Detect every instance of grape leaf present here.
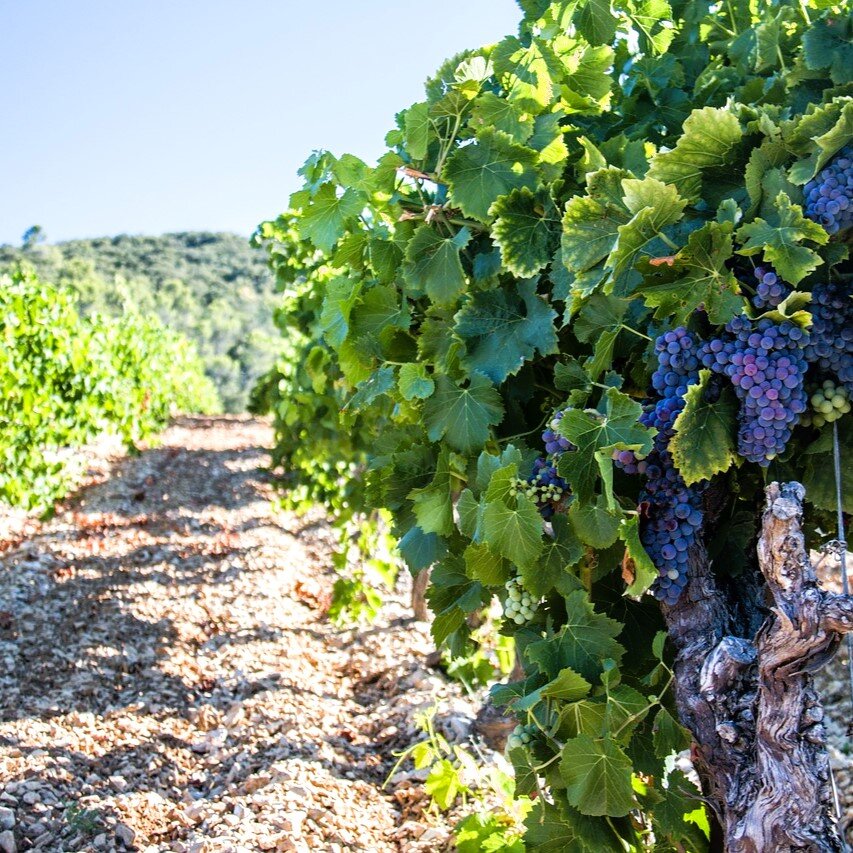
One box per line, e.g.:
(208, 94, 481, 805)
(653, 707, 691, 758)
(408, 447, 467, 536)
(802, 16, 853, 85)
(423, 373, 504, 454)
(573, 0, 617, 46)
(470, 91, 535, 143)
(463, 542, 510, 585)
(637, 221, 743, 325)
(619, 516, 657, 598)
(560, 734, 635, 817)
(526, 514, 585, 596)
(403, 225, 471, 305)
(344, 365, 395, 412)
(398, 526, 446, 572)
(297, 183, 365, 252)
(319, 275, 362, 349)
(569, 496, 622, 549)
(541, 667, 593, 701)
(626, 0, 675, 54)
(455, 279, 559, 383)
(651, 771, 709, 849)
(398, 363, 435, 401)
(736, 192, 828, 285)
(526, 589, 625, 681)
(492, 36, 560, 112)
(670, 370, 738, 485)
(573, 293, 630, 379)
(445, 128, 540, 222)
(561, 168, 631, 274)
(648, 106, 743, 203)
(404, 102, 432, 160)
(557, 388, 654, 503)
(483, 495, 544, 570)
(608, 177, 687, 296)
(491, 187, 560, 277)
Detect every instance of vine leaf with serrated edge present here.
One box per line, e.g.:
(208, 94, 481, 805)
(735, 191, 828, 285)
(557, 387, 655, 504)
(526, 589, 625, 682)
(560, 734, 636, 817)
(669, 370, 738, 486)
(423, 373, 504, 454)
(455, 278, 559, 383)
(444, 128, 540, 222)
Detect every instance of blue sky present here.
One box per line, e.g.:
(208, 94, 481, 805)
(0, 1, 522, 245)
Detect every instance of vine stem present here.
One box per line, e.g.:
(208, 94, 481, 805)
(832, 419, 853, 712)
(656, 232, 680, 252)
(620, 323, 653, 342)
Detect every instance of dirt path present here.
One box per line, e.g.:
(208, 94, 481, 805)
(0, 417, 478, 853)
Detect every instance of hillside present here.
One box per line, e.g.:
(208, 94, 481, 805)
(0, 232, 279, 412)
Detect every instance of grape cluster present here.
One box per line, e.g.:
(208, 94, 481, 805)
(701, 316, 808, 465)
(511, 457, 567, 519)
(803, 146, 853, 236)
(542, 409, 573, 456)
(503, 577, 539, 625)
(635, 329, 705, 605)
(803, 281, 853, 396)
(752, 265, 789, 310)
(612, 329, 705, 604)
(802, 379, 851, 428)
(507, 724, 536, 751)
(642, 471, 705, 605)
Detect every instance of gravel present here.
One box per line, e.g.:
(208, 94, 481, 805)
(0, 417, 485, 852)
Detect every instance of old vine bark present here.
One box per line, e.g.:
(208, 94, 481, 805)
(664, 482, 853, 852)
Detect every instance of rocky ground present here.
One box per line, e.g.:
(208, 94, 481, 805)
(0, 415, 850, 852)
(0, 417, 490, 853)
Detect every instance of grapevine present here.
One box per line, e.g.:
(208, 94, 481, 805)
(255, 1, 853, 847)
(0, 271, 218, 510)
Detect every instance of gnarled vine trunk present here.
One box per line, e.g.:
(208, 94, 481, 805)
(664, 482, 852, 852)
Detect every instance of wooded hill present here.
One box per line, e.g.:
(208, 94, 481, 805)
(0, 231, 279, 411)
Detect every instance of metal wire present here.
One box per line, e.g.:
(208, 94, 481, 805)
(832, 420, 853, 712)
(831, 417, 853, 853)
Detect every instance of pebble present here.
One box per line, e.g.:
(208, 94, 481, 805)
(115, 822, 136, 845)
(0, 810, 13, 831)
(0, 830, 14, 853)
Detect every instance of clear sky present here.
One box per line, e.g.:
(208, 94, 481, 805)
(0, 1, 522, 246)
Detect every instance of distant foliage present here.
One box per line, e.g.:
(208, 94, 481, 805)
(0, 232, 278, 411)
(0, 271, 219, 511)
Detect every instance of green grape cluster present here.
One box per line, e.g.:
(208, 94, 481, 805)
(506, 724, 537, 751)
(802, 379, 851, 428)
(508, 473, 566, 504)
(503, 577, 539, 625)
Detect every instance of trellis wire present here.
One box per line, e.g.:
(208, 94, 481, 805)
(832, 420, 853, 712)
(831, 419, 852, 853)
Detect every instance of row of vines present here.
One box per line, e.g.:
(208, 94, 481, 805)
(1, 271, 219, 512)
(252, 0, 853, 849)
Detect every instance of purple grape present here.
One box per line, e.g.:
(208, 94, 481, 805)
(751, 265, 789, 310)
(617, 328, 705, 605)
(517, 457, 567, 519)
(700, 313, 809, 466)
(803, 280, 853, 397)
(803, 146, 853, 236)
(542, 409, 573, 456)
